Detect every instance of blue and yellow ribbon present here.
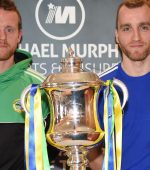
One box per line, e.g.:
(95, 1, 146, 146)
(102, 80, 123, 170)
(24, 84, 50, 170)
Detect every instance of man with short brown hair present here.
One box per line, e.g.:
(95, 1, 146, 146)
(89, 0, 150, 169)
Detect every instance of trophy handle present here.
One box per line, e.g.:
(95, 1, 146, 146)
(112, 79, 128, 109)
(20, 84, 32, 114)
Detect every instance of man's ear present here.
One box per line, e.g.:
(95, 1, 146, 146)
(18, 30, 22, 44)
(115, 29, 119, 44)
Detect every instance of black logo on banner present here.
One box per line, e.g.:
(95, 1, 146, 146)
(35, 0, 85, 40)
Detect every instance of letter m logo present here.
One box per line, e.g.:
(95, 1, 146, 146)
(46, 3, 76, 24)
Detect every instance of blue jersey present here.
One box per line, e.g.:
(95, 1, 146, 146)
(99, 63, 150, 170)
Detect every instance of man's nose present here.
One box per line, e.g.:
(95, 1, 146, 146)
(132, 29, 141, 41)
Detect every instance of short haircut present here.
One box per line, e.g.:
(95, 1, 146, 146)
(0, 0, 22, 30)
(116, 0, 150, 29)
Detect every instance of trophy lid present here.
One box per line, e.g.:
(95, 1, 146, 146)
(41, 48, 103, 88)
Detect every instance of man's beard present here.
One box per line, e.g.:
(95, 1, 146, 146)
(0, 48, 15, 61)
(119, 44, 150, 62)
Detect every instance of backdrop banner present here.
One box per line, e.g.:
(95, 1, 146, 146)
(15, 0, 122, 169)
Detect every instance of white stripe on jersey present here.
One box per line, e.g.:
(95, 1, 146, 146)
(99, 63, 119, 78)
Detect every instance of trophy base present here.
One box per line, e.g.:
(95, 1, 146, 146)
(46, 131, 103, 169)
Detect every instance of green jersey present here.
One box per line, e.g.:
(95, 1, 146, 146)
(0, 49, 53, 170)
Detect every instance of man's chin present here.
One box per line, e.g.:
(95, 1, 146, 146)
(128, 54, 148, 61)
(0, 53, 11, 61)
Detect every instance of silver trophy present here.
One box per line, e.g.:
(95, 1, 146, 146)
(21, 48, 128, 170)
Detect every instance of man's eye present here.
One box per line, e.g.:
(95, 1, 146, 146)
(122, 27, 131, 32)
(5, 27, 15, 33)
(140, 25, 150, 31)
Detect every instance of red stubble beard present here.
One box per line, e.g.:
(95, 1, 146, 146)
(119, 41, 150, 62)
